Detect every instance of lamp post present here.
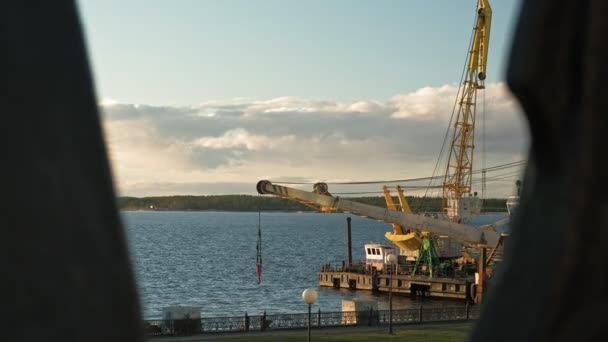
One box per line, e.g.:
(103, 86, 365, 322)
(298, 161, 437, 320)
(302, 288, 318, 342)
(385, 253, 398, 334)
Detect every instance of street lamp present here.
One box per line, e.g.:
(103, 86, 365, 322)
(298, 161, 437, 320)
(385, 253, 398, 334)
(302, 288, 318, 342)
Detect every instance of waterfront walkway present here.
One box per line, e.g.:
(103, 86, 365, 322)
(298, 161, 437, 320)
(149, 321, 473, 342)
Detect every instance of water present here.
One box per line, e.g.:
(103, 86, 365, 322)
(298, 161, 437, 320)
(123, 211, 508, 319)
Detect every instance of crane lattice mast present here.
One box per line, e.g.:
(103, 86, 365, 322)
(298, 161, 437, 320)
(442, 0, 492, 223)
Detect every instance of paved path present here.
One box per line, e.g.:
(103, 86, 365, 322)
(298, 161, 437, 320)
(149, 321, 473, 341)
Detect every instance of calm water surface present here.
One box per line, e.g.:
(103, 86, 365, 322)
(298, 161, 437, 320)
(123, 211, 508, 318)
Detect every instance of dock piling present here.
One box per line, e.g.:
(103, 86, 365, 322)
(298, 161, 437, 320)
(346, 217, 353, 267)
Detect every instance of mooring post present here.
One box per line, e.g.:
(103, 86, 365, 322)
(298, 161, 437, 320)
(244, 312, 249, 332)
(346, 217, 353, 268)
(418, 304, 423, 323)
(466, 302, 470, 320)
(368, 307, 373, 326)
(261, 310, 266, 332)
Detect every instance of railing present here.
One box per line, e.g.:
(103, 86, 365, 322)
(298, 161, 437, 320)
(144, 304, 479, 337)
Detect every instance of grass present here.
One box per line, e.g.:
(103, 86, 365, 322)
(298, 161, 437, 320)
(159, 323, 473, 342)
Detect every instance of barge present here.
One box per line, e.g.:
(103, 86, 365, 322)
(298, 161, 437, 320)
(319, 243, 474, 300)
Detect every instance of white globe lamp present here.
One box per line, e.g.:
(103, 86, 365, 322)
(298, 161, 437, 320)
(302, 288, 318, 342)
(302, 288, 318, 305)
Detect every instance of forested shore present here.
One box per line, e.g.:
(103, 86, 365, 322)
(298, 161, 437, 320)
(118, 195, 508, 212)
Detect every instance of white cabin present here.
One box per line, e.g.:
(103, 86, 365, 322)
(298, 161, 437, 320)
(364, 243, 397, 271)
(445, 194, 482, 224)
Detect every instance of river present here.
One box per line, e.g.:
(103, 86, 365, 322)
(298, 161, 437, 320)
(123, 211, 508, 318)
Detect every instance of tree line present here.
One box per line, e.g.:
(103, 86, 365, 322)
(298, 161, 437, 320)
(117, 195, 508, 212)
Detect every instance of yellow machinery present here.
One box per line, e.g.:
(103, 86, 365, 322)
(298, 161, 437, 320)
(383, 186, 422, 253)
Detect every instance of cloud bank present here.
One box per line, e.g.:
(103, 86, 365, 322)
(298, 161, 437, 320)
(100, 82, 529, 197)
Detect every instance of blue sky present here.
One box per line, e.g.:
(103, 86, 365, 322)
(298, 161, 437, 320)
(79, 0, 521, 106)
(78, 1, 528, 197)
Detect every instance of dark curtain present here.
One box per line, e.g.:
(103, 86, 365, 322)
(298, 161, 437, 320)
(471, 1, 608, 341)
(2, 1, 143, 341)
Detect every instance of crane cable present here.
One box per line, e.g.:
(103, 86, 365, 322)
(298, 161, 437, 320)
(256, 195, 263, 284)
(482, 80, 487, 199)
(331, 172, 523, 195)
(270, 160, 526, 186)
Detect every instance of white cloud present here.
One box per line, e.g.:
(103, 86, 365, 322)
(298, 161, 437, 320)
(100, 82, 529, 197)
(237, 97, 388, 117)
(194, 128, 295, 151)
(391, 84, 457, 119)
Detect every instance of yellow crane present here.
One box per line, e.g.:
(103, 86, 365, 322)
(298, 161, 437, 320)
(383, 0, 493, 257)
(256, 0, 500, 303)
(442, 0, 492, 223)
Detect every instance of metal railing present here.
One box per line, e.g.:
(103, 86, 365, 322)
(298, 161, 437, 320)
(144, 304, 479, 337)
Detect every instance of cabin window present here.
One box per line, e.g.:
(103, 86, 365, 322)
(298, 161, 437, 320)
(398, 280, 402, 287)
(371, 249, 376, 255)
(442, 283, 447, 291)
(455, 284, 461, 292)
(385, 278, 389, 286)
(376, 248, 381, 255)
(367, 248, 371, 255)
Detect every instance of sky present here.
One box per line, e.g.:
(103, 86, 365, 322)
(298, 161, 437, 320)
(77, 0, 529, 197)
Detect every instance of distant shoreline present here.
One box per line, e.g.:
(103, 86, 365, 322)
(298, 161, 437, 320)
(117, 194, 508, 213)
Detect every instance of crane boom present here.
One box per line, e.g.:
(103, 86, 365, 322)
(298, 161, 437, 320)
(471, 0, 492, 82)
(257, 180, 500, 247)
